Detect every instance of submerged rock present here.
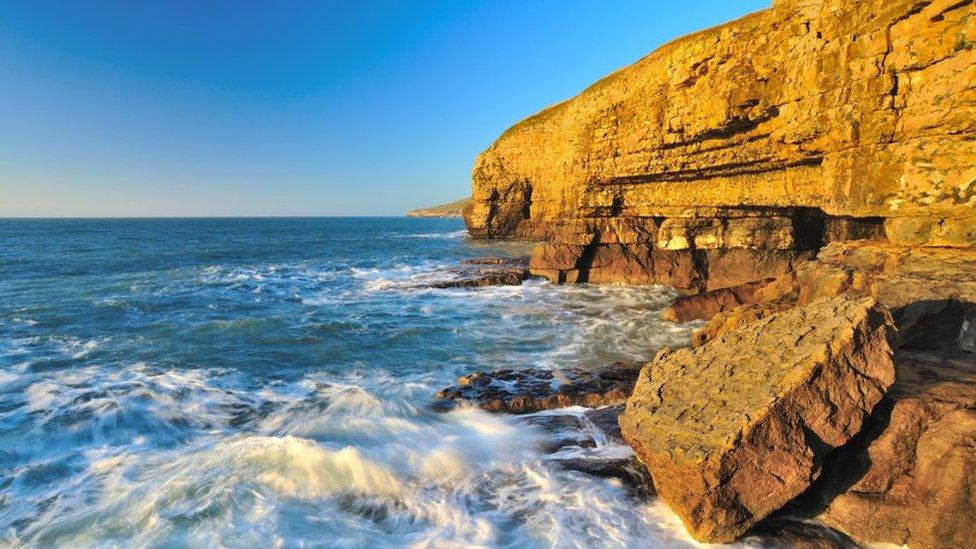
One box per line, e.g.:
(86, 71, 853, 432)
(619, 296, 898, 543)
(517, 405, 653, 494)
(435, 362, 642, 414)
(743, 518, 856, 549)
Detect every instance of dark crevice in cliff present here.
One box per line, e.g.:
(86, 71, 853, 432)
(658, 107, 780, 151)
(602, 155, 824, 185)
(572, 243, 599, 283)
(793, 212, 828, 250)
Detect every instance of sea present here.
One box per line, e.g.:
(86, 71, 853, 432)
(0, 217, 713, 547)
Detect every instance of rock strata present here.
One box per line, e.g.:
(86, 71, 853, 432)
(619, 296, 898, 542)
(435, 362, 642, 414)
(466, 0, 976, 288)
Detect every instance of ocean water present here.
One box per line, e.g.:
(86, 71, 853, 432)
(0, 217, 705, 547)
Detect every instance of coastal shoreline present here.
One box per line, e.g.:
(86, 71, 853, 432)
(451, 0, 976, 545)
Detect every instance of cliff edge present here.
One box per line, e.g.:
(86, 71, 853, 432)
(465, 0, 975, 287)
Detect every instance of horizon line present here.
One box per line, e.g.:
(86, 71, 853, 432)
(0, 214, 452, 220)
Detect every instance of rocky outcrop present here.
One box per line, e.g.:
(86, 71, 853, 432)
(619, 296, 898, 542)
(427, 267, 530, 288)
(691, 298, 795, 348)
(466, 0, 976, 287)
(795, 350, 976, 548)
(661, 278, 773, 322)
(684, 241, 976, 349)
(413, 258, 534, 289)
(435, 362, 642, 413)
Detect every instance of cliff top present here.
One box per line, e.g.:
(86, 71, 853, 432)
(406, 197, 471, 218)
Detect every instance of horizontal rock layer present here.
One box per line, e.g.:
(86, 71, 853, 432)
(466, 0, 976, 285)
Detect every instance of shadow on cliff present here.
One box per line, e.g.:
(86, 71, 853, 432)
(771, 298, 976, 521)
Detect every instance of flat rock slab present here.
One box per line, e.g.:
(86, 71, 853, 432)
(435, 362, 642, 414)
(425, 267, 532, 289)
(619, 296, 897, 543)
(460, 256, 530, 267)
(662, 278, 773, 323)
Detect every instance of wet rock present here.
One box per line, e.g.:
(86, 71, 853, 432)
(435, 362, 642, 414)
(511, 406, 652, 494)
(460, 256, 529, 267)
(583, 404, 625, 442)
(554, 455, 652, 496)
(619, 296, 898, 543)
(744, 518, 856, 549)
(427, 267, 531, 288)
(810, 350, 976, 549)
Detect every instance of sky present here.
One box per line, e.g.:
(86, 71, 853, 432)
(0, 0, 769, 217)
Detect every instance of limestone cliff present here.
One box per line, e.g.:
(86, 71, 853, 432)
(465, 0, 975, 287)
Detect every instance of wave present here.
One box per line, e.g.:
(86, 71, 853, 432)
(394, 229, 468, 239)
(0, 362, 707, 547)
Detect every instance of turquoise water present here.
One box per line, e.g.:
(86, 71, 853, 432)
(0, 217, 699, 547)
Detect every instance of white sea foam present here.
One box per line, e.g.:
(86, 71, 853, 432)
(396, 229, 469, 239)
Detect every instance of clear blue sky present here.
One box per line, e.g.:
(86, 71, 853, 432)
(0, 0, 768, 217)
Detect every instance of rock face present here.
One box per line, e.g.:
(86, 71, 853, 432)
(813, 350, 976, 548)
(466, 0, 976, 286)
(619, 296, 898, 542)
(686, 241, 976, 348)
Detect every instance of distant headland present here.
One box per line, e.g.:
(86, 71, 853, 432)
(406, 197, 471, 218)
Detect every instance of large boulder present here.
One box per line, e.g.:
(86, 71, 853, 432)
(619, 296, 898, 542)
(814, 350, 976, 548)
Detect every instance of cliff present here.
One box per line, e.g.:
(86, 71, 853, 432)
(407, 198, 472, 218)
(465, 0, 975, 288)
(455, 2, 976, 543)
